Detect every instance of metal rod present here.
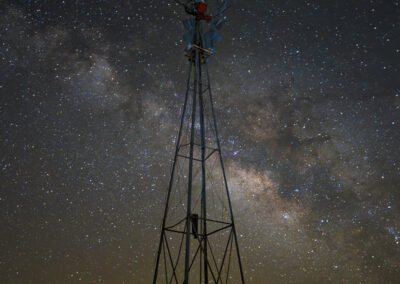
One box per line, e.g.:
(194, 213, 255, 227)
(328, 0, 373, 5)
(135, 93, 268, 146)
(205, 149, 217, 161)
(165, 217, 186, 230)
(168, 222, 187, 284)
(193, 229, 219, 283)
(153, 63, 193, 284)
(164, 234, 179, 284)
(197, 217, 232, 225)
(205, 62, 246, 283)
(177, 154, 202, 162)
(207, 224, 232, 237)
(165, 228, 203, 237)
(198, 23, 209, 284)
(206, 237, 220, 276)
(184, 18, 199, 284)
(163, 237, 168, 283)
(216, 230, 233, 283)
(225, 232, 234, 284)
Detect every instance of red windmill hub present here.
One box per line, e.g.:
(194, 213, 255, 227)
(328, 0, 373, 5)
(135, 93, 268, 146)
(196, 1, 212, 22)
(197, 2, 207, 13)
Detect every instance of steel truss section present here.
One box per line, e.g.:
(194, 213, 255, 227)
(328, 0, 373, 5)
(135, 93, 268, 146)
(153, 11, 245, 284)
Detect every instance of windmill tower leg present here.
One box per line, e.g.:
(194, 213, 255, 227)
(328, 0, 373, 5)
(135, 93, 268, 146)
(204, 63, 246, 283)
(183, 40, 198, 284)
(153, 63, 193, 284)
(198, 38, 209, 284)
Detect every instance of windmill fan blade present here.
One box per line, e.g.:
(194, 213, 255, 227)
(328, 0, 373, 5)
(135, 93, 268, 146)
(203, 29, 222, 54)
(183, 18, 196, 50)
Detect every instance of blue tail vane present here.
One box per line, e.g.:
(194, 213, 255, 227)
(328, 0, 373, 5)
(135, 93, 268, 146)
(202, 18, 224, 55)
(183, 18, 196, 51)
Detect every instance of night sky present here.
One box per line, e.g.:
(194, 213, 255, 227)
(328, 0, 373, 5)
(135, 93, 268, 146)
(1, 0, 400, 283)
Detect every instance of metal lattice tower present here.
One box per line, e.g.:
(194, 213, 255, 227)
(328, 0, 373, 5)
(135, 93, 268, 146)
(153, 1, 245, 283)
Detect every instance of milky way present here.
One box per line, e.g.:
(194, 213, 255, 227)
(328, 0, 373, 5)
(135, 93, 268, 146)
(1, 1, 399, 283)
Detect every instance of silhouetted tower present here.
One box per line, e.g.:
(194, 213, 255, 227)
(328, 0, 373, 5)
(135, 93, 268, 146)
(153, 1, 245, 283)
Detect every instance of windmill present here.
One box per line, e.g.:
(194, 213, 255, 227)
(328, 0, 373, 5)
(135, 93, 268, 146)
(153, 1, 245, 283)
